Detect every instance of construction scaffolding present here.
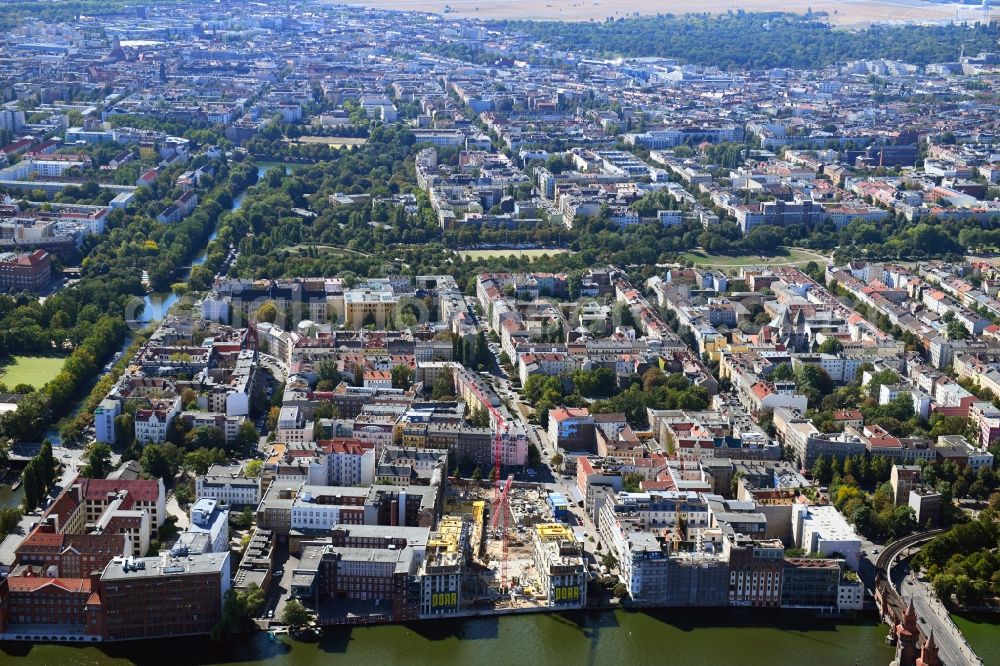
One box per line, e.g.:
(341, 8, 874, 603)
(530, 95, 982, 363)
(461, 482, 586, 609)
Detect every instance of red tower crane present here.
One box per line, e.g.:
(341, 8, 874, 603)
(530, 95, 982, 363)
(465, 380, 513, 589)
(489, 473, 515, 589)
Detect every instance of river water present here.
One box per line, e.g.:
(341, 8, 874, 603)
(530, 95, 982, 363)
(0, 609, 893, 665)
(137, 162, 287, 323)
(951, 612, 1000, 665)
(0, 483, 23, 511)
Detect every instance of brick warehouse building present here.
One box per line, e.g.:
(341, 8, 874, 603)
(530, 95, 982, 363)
(14, 530, 128, 579)
(98, 552, 231, 640)
(0, 574, 104, 639)
(0, 249, 51, 292)
(0, 552, 230, 642)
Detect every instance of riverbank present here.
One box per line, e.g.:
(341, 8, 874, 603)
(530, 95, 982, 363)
(0, 609, 893, 666)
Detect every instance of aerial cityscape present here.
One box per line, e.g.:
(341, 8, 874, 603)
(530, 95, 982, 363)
(0, 1, 999, 664)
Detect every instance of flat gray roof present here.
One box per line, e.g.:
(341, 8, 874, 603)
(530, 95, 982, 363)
(101, 553, 229, 580)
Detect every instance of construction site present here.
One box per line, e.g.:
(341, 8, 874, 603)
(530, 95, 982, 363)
(434, 378, 588, 613)
(445, 479, 588, 613)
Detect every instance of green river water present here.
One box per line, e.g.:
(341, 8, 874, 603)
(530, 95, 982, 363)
(951, 612, 1000, 665)
(0, 609, 893, 666)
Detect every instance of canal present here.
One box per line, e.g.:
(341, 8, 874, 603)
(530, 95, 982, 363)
(36, 160, 288, 446)
(0, 609, 893, 665)
(137, 161, 286, 324)
(0, 482, 23, 511)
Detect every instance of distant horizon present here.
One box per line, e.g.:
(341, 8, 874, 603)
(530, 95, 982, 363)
(324, 0, 975, 27)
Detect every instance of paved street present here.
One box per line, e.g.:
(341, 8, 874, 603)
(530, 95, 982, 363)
(900, 572, 982, 666)
(855, 540, 883, 590)
(11, 440, 87, 480)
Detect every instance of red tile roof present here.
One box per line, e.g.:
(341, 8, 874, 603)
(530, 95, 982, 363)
(318, 438, 371, 455)
(20, 531, 64, 548)
(549, 406, 590, 422)
(6, 575, 93, 594)
(77, 476, 161, 503)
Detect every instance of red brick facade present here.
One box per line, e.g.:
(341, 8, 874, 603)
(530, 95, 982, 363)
(99, 571, 223, 640)
(15, 530, 126, 579)
(0, 249, 51, 292)
(0, 573, 104, 636)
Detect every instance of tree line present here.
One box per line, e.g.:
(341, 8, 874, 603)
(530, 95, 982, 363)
(492, 13, 1000, 70)
(0, 315, 125, 443)
(914, 507, 1000, 605)
(21, 440, 57, 512)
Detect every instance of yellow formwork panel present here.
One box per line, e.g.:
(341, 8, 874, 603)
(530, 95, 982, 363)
(534, 523, 575, 541)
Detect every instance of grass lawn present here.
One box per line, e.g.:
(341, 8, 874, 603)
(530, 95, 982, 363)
(457, 248, 572, 260)
(285, 136, 367, 148)
(0, 355, 65, 389)
(287, 244, 369, 257)
(680, 246, 828, 268)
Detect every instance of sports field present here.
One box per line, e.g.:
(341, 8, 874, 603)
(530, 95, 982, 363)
(0, 356, 65, 390)
(680, 247, 828, 268)
(286, 136, 367, 148)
